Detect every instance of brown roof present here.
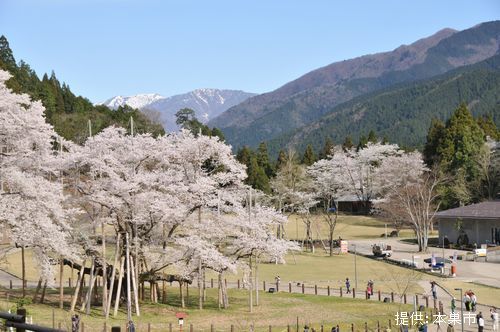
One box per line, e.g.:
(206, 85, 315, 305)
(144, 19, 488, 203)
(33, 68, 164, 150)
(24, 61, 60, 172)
(436, 201, 500, 219)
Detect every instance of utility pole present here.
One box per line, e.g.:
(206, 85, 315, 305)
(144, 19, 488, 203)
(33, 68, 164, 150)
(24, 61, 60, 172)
(126, 233, 132, 321)
(354, 244, 358, 290)
(454, 288, 464, 332)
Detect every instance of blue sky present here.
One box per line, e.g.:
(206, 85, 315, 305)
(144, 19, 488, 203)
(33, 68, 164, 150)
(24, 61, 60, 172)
(1, 0, 499, 103)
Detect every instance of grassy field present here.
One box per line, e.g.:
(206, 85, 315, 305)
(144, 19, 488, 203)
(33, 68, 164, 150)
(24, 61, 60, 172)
(0, 287, 415, 332)
(284, 214, 425, 241)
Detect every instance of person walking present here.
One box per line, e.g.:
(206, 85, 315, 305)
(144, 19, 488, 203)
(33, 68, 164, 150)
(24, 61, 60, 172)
(477, 312, 485, 332)
(471, 292, 478, 312)
(368, 280, 374, 295)
(491, 308, 499, 331)
(431, 281, 437, 300)
(71, 314, 80, 332)
(345, 278, 351, 294)
(127, 320, 136, 332)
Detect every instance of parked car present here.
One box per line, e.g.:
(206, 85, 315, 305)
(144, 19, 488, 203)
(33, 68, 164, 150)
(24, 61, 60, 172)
(372, 243, 392, 257)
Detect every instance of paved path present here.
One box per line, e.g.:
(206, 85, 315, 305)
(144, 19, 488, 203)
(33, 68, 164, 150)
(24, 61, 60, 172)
(349, 238, 500, 288)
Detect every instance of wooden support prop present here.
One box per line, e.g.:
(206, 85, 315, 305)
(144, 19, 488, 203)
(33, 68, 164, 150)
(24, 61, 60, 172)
(289, 283, 292, 293)
(353, 288, 356, 298)
(340, 287, 343, 297)
(70, 259, 87, 312)
(130, 257, 140, 316)
(59, 256, 64, 309)
(327, 285, 330, 296)
(106, 234, 121, 318)
(302, 283, 305, 294)
(315, 284, 318, 295)
(391, 292, 394, 302)
(113, 257, 125, 317)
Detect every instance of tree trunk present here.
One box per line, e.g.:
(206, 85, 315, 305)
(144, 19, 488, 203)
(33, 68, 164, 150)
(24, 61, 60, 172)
(33, 278, 42, 303)
(180, 281, 185, 308)
(40, 279, 47, 303)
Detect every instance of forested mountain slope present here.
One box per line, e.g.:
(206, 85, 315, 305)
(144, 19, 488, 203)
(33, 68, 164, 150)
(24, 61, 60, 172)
(0, 36, 164, 143)
(266, 54, 500, 156)
(210, 21, 500, 150)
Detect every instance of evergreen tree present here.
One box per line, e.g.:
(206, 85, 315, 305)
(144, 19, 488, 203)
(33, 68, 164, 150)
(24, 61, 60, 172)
(319, 137, 334, 159)
(342, 136, 354, 151)
(423, 118, 446, 167)
(367, 130, 378, 143)
(175, 108, 196, 126)
(211, 127, 225, 141)
(236, 146, 253, 166)
(257, 142, 274, 177)
(438, 103, 485, 180)
(302, 144, 317, 166)
(477, 115, 499, 140)
(0, 35, 16, 71)
(356, 135, 368, 151)
(246, 156, 271, 193)
(276, 149, 287, 171)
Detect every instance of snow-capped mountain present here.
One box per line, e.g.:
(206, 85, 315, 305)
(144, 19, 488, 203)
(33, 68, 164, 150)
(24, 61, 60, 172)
(102, 89, 255, 132)
(102, 93, 164, 110)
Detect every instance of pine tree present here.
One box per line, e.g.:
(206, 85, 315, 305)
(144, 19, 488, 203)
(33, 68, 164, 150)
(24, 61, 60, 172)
(477, 115, 499, 140)
(342, 136, 354, 151)
(438, 103, 485, 179)
(302, 144, 317, 166)
(357, 135, 368, 151)
(367, 130, 378, 143)
(236, 146, 253, 166)
(246, 156, 271, 193)
(423, 118, 446, 167)
(257, 142, 274, 177)
(0, 35, 16, 71)
(276, 149, 287, 171)
(319, 137, 334, 160)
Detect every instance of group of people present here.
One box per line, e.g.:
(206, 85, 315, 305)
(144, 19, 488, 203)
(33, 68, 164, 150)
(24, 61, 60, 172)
(303, 325, 340, 332)
(344, 277, 374, 297)
(464, 290, 478, 312)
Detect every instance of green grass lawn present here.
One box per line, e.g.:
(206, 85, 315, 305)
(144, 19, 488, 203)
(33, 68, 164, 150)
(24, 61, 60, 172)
(284, 214, 424, 241)
(0, 287, 415, 332)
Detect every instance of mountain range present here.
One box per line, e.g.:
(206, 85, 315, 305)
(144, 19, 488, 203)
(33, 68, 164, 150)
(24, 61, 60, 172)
(102, 89, 256, 132)
(209, 20, 500, 152)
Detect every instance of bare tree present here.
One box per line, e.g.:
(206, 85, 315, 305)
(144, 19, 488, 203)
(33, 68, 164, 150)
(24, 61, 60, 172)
(380, 171, 442, 252)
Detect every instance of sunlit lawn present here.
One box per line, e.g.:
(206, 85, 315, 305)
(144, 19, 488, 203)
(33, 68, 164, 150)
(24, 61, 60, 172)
(0, 287, 414, 332)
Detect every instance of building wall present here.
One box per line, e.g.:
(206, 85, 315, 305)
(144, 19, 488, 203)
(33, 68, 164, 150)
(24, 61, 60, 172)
(438, 218, 500, 246)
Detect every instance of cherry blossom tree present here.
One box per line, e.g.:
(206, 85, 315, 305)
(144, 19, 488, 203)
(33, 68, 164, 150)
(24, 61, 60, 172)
(0, 70, 77, 288)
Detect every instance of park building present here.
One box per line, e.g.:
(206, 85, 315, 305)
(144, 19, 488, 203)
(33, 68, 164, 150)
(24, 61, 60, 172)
(436, 201, 500, 248)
